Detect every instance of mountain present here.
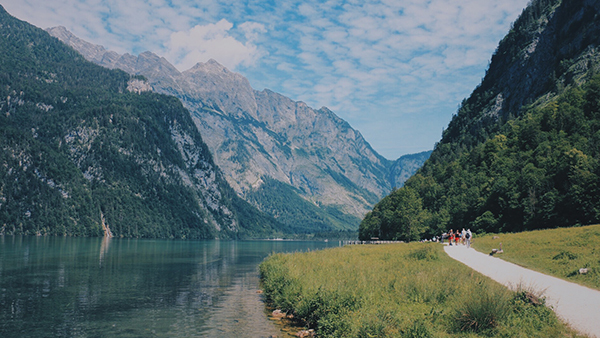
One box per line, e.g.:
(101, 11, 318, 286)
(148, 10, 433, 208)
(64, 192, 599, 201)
(387, 150, 433, 189)
(360, 0, 600, 241)
(441, 0, 600, 147)
(47, 26, 431, 232)
(0, 6, 281, 239)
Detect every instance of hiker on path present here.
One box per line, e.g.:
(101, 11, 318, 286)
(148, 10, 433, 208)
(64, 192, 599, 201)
(465, 229, 472, 248)
(461, 228, 466, 245)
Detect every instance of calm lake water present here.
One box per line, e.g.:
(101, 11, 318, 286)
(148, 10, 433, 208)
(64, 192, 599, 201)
(0, 236, 339, 337)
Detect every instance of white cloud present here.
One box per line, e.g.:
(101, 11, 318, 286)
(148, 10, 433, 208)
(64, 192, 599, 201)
(163, 19, 266, 71)
(239, 22, 267, 41)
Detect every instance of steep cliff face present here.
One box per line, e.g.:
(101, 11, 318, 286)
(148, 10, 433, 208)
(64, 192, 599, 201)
(48, 26, 426, 230)
(388, 151, 433, 189)
(0, 7, 279, 238)
(442, 0, 600, 146)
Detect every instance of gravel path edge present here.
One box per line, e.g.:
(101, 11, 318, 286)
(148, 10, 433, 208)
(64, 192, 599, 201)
(444, 244, 600, 337)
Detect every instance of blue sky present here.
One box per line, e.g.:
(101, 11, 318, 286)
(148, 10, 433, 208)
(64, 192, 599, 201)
(3, 0, 530, 159)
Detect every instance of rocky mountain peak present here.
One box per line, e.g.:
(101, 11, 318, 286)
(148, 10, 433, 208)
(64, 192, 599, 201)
(46, 26, 107, 63)
(134, 51, 181, 79)
(182, 59, 258, 120)
(189, 58, 229, 74)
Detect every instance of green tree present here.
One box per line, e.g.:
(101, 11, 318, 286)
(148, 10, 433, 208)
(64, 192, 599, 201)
(359, 187, 427, 241)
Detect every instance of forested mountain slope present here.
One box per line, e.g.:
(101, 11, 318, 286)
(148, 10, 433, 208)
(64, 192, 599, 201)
(47, 26, 431, 232)
(360, 0, 600, 241)
(0, 6, 281, 239)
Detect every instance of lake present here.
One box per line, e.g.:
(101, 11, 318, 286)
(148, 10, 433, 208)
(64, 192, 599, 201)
(0, 236, 339, 337)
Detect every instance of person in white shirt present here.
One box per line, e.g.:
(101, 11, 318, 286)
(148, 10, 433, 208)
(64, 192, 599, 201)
(465, 229, 472, 248)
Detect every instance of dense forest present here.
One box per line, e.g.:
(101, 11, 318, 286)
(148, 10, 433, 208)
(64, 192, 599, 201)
(246, 177, 362, 233)
(0, 6, 282, 239)
(360, 0, 600, 241)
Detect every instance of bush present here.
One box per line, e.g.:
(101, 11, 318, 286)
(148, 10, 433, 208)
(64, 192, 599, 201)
(295, 288, 360, 337)
(452, 284, 510, 333)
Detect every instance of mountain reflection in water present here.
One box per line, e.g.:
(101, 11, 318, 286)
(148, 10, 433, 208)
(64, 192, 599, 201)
(0, 236, 338, 337)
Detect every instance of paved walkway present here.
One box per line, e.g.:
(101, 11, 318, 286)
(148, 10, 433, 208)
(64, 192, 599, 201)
(444, 244, 600, 337)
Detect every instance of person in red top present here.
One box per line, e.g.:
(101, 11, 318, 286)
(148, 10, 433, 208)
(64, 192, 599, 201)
(449, 230, 455, 246)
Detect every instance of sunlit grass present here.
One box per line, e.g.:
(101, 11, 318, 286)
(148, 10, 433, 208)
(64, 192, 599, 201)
(260, 243, 586, 338)
(471, 224, 600, 290)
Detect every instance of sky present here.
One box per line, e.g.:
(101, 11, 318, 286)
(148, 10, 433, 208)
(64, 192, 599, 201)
(2, 0, 531, 160)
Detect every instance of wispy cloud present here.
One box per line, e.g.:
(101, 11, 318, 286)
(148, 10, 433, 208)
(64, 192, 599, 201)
(2, 0, 530, 159)
(164, 19, 266, 70)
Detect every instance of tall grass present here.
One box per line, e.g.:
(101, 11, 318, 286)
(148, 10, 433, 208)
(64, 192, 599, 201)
(452, 283, 510, 333)
(260, 243, 586, 338)
(471, 224, 600, 290)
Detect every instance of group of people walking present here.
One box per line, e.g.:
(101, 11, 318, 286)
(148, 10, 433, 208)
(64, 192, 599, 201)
(446, 228, 472, 248)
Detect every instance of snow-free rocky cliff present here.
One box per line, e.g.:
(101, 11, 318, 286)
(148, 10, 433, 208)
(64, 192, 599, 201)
(48, 26, 430, 230)
(0, 6, 287, 239)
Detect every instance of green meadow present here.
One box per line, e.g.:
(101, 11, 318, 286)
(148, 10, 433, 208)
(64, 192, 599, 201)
(471, 224, 600, 290)
(260, 243, 586, 338)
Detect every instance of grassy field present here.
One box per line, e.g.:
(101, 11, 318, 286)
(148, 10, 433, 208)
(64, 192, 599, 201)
(260, 243, 586, 338)
(471, 224, 600, 291)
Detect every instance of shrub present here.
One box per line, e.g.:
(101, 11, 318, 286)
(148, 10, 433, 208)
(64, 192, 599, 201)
(452, 284, 510, 333)
(295, 288, 360, 337)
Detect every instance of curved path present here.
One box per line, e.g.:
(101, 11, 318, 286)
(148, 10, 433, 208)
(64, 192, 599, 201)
(444, 245, 600, 337)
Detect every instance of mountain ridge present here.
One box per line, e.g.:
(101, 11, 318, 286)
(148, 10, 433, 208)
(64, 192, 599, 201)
(47, 25, 430, 231)
(0, 6, 281, 239)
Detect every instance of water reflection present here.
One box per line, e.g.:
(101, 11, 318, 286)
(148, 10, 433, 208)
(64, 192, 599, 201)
(0, 236, 337, 337)
(99, 236, 111, 268)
